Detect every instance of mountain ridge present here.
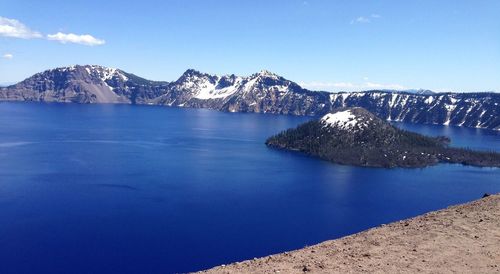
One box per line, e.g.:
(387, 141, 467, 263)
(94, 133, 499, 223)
(1, 65, 499, 131)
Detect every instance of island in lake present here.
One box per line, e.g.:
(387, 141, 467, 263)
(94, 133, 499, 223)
(266, 107, 500, 168)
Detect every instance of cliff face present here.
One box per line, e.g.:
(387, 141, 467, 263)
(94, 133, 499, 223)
(1, 65, 498, 131)
(331, 91, 499, 131)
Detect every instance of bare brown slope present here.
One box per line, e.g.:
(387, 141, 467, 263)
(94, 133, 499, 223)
(198, 194, 500, 274)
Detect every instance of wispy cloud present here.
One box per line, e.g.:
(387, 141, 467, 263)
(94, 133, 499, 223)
(0, 16, 42, 39)
(0, 16, 105, 46)
(350, 14, 382, 24)
(299, 81, 407, 92)
(47, 32, 105, 46)
(2, 53, 13, 59)
(352, 16, 370, 24)
(364, 82, 406, 90)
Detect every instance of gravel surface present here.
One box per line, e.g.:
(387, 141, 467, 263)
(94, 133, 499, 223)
(198, 194, 500, 273)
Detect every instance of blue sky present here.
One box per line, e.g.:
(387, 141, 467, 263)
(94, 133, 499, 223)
(1, 0, 499, 92)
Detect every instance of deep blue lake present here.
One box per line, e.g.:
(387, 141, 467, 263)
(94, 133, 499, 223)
(0, 102, 499, 273)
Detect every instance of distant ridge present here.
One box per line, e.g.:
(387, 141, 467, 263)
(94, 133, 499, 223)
(0, 65, 498, 131)
(0, 82, 15, 87)
(392, 89, 435, 95)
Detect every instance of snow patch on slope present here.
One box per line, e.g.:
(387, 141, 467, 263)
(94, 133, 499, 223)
(321, 110, 365, 130)
(194, 77, 243, 99)
(96, 66, 128, 82)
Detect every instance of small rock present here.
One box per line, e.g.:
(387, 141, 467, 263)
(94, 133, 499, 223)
(482, 193, 491, 198)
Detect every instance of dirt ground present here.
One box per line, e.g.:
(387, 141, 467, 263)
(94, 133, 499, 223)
(198, 194, 500, 273)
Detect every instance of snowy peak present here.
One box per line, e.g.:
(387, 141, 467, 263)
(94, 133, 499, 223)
(248, 69, 282, 82)
(180, 69, 206, 78)
(242, 69, 300, 94)
(176, 69, 216, 85)
(173, 69, 219, 98)
(171, 69, 296, 100)
(257, 69, 279, 78)
(321, 108, 377, 131)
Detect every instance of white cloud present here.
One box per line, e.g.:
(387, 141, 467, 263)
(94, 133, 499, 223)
(2, 53, 13, 59)
(0, 16, 105, 46)
(47, 32, 105, 46)
(0, 16, 42, 39)
(299, 81, 407, 92)
(350, 14, 382, 24)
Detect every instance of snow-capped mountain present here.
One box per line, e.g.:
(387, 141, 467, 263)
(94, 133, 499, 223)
(1, 65, 498, 131)
(152, 69, 330, 116)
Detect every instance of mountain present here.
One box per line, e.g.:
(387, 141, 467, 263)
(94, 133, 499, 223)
(1, 65, 498, 131)
(329, 91, 499, 130)
(155, 69, 332, 115)
(0, 65, 169, 104)
(265, 107, 500, 168)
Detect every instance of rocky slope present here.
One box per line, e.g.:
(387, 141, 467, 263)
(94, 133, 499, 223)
(266, 107, 500, 168)
(198, 194, 500, 274)
(1, 65, 498, 130)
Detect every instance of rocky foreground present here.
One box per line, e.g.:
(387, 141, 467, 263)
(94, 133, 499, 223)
(198, 194, 500, 273)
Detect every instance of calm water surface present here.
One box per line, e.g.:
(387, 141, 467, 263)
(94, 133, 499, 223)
(0, 103, 499, 273)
